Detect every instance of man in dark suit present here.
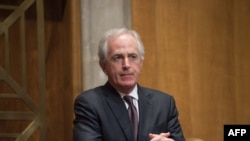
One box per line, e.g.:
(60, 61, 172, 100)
(73, 28, 185, 141)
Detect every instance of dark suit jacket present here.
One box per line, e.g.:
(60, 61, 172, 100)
(73, 82, 185, 141)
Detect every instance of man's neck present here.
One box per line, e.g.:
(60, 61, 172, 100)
(110, 83, 137, 94)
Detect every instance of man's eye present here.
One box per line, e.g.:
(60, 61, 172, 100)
(129, 54, 138, 60)
(112, 56, 122, 61)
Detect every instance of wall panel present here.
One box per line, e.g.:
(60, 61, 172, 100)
(132, 0, 157, 88)
(0, 0, 46, 140)
(234, 0, 250, 123)
(132, 0, 250, 140)
(0, 0, 82, 140)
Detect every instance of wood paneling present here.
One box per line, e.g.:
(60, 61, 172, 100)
(132, 0, 250, 140)
(132, 0, 157, 88)
(44, 0, 82, 141)
(0, 1, 45, 140)
(0, 0, 82, 140)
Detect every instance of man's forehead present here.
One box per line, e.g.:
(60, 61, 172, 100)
(109, 49, 139, 55)
(109, 46, 139, 53)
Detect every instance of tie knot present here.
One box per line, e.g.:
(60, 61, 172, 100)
(123, 96, 133, 105)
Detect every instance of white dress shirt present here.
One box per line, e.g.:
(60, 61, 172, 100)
(118, 85, 139, 118)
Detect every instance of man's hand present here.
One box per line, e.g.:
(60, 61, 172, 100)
(149, 132, 174, 141)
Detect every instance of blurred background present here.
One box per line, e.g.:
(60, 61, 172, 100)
(0, 0, 249, 141)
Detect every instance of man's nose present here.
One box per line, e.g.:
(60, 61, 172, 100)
(122, 57, 131, 68)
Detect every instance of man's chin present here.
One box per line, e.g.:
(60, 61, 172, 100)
(119, 82, 136, 88)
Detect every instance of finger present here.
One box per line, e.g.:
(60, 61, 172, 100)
(160, 132, 170, 137)
(148, 133, 157, 139)
(150, 136, 163, 141)
(149, 132, 172, 141)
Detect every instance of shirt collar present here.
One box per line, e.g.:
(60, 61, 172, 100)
(118, 85, 138, 100)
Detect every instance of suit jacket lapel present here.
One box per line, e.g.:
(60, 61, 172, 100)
(102, 83, 134, 141)
(137, 86, 153, 140)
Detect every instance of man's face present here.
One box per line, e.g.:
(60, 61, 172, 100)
(100, 33, 143, 93)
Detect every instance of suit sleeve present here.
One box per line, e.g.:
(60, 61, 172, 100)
(167, 96, 185, 141)
(73, 95, 102, 141)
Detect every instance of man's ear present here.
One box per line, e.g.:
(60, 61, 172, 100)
(139, 59, 143, 68)
(99, 61, 107, 75)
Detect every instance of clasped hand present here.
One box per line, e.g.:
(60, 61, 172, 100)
(149, 132, 174, 141)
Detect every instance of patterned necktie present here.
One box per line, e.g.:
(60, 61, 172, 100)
(124, 96, 139, 141)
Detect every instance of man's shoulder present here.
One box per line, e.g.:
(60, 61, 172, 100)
(139, 86, 173, 98)
(75, 86, 104, 100)
(139, 86, 177, 108)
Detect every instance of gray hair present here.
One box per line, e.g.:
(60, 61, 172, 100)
(98, 28, 145, 62)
